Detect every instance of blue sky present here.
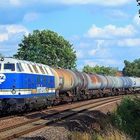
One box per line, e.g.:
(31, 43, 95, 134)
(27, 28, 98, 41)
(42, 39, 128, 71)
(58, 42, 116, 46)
(0, 0, 140, 70)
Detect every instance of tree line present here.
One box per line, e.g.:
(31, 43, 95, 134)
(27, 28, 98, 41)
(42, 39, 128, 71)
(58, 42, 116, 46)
(82, 65, 118, 76)
(0, 29, 139, 77)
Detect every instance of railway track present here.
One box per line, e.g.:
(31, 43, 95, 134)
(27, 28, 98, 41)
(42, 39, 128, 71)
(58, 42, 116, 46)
(0, 95, 119, 121)
(0, 115, 17, 122)
(0, 93, 139, 122)
(0, 96, 122, 140)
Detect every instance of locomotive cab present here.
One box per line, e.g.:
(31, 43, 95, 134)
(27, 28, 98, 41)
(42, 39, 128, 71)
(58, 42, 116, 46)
(0, 58, 24, 97)
(0, 57, 55, 97)
(0, 57, 56, 113)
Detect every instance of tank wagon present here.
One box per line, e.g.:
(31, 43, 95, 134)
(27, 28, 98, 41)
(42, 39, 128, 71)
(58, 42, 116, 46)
(0, 57, 140, 114)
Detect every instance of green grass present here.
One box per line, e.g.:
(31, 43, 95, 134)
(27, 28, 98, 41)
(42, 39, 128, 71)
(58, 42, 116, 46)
(69, 130, 130, 140)
(69, 95, 140, 140)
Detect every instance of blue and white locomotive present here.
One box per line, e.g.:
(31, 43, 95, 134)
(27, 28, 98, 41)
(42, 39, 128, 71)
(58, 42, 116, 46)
(0, 58, 56, 112)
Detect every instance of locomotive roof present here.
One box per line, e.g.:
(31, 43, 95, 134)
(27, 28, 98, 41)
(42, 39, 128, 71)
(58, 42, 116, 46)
(0, 57, 50, 68)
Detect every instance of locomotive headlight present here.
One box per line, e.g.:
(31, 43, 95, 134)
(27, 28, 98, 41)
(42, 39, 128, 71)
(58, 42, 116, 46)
(11, 89, 16, 94)
(11, 86, 16, 94)
(0, 57, 4, 61)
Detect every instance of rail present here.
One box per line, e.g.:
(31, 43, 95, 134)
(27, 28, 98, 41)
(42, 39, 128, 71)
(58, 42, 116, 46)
(0, 96, 122, 140)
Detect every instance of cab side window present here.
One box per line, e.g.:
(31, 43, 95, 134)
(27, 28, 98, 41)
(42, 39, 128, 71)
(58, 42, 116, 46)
(0, 64, 1, 71)
(4, 63, 15, 71)
(17, 63, 24, 72)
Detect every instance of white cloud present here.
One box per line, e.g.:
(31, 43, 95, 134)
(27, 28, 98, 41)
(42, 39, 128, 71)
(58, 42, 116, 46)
(76, 51, 84, 58)
(88, 40, 104, 55)
(84, 60, 98, 67)
(118, 38, 140, 47)
(23, 12, 39, 22)
(107, 10, 129, 19)
(0, 0, 132, 7)
(89, 49, 97, 56)
(75, 42, 96, 50)
(49, 0, 132, 6)
(0, 25, 29, 42)
(133, 14, 140, 26)
(85, 13, 140, 48)
(87, 24, 136, 39)
(0, 33, 8, 42)
(98, 59, 122, 67)
(0, 24, 29, 56)
(5, 25, 29, 35)
(83, 58, 121, 67)
(70, 35, 81, 42)
(76, 13, 140, 69)
(9, 0, 20, 6)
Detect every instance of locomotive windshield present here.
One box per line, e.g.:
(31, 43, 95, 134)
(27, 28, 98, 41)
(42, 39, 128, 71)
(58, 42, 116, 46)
(4, 63, 15, 71)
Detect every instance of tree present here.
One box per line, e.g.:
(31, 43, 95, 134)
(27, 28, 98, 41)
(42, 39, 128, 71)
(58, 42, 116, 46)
(137, 0, 140, 6)
(82, 65, 118, 76)
(14, 30, 77, 69)
(123, 59, 140, 77)
(136, 0, 140, 17)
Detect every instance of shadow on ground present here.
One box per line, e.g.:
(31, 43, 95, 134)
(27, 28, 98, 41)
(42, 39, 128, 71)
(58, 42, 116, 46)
(19, 110, 114, 140)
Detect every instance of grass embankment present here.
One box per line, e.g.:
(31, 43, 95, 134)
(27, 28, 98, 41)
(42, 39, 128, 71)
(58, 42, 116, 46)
(69, 95, 140, 140)
(111, 95, 140, 140)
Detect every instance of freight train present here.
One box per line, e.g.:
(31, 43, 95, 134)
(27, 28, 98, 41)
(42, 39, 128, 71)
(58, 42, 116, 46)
(0, 57, 140, 114)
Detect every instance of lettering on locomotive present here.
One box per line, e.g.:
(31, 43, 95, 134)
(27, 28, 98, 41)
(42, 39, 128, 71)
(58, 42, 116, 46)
(0, 74, 6, 84)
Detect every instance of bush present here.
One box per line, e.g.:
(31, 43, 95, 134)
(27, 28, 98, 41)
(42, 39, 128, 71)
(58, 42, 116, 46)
(111, 96, 140, 139)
